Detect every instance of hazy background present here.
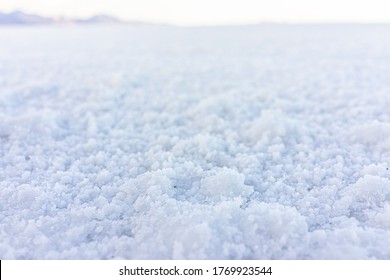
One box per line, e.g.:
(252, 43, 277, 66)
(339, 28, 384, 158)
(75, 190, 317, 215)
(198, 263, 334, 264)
(1, 0, 390, 26)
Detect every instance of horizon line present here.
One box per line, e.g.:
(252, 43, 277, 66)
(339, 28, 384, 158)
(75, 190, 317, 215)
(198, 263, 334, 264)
(2, 9, 390, 27)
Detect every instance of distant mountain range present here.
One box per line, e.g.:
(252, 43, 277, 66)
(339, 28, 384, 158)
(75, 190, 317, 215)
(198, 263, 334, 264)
(0, 11, 128, 25)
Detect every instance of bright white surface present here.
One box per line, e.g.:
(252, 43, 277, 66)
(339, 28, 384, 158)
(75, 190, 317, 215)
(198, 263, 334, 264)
(1, 0, 390, 25)
(1, 25, 390, 259)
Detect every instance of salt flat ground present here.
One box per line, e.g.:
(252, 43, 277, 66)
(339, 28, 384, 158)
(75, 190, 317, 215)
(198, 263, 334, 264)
(1, 24, 390, 259)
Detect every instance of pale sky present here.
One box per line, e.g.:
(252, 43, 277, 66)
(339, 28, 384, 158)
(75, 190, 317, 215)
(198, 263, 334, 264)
(1, 0, 390, 25)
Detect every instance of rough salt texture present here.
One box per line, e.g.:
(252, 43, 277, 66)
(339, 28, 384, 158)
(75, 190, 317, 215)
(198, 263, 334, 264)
(1, 24, 390, 259)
